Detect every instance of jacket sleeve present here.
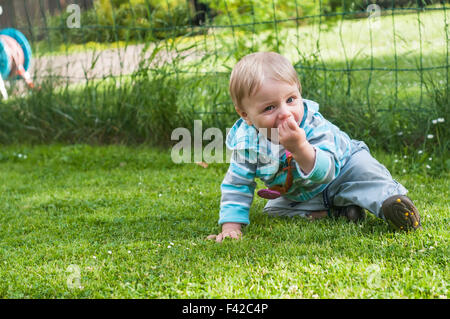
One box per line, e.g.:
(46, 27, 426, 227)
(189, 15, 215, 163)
(218, 149, 257, 225)
(294, 112, 351, 185)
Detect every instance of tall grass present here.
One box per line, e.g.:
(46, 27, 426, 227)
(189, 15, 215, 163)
(0, 52, 447, 161)
(0, 41, 196, 146)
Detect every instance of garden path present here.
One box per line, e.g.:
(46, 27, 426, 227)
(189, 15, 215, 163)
(9, 42, 203, 94)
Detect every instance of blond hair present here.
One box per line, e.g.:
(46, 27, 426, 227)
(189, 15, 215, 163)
(229, 52, 301, 110)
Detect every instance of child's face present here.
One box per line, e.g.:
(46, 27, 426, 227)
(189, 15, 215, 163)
(237, 78, 303, 142)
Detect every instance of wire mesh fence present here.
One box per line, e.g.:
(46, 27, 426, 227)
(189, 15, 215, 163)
(0, 0, 448, 154)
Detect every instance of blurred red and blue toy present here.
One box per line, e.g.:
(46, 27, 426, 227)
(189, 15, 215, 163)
(0, 28, 34, 99)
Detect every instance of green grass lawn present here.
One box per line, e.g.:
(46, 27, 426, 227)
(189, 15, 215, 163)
(0, 144, 448, 298)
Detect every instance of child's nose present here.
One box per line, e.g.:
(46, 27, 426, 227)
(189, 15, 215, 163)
(278, 104, 291, 120)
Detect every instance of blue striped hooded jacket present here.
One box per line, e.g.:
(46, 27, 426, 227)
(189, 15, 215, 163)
(219, 99, 354, 225)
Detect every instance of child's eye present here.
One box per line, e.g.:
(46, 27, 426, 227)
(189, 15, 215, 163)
(264, 105, 275, 112)
(287, 97, 295, 103)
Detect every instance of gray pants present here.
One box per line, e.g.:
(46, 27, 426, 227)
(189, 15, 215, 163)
(263, 141, 407, 220)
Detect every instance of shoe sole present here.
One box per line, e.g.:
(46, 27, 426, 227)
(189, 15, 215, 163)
(382, 195, 422, 231)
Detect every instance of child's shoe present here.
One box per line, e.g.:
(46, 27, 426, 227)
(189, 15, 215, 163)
(381, 195, 422, 231)
(331, 205, 366, 223)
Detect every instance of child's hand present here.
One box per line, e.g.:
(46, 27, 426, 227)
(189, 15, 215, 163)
(278, 116, 316, 174)
(206, 222, 242, 243)
(278, 116, 308, 154)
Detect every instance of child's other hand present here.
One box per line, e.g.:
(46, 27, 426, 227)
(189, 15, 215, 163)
(206, 222, 243, 243)
(278, 116, 307, 153)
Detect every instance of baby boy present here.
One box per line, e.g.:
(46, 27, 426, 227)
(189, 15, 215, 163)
(208, 52, 421, 242)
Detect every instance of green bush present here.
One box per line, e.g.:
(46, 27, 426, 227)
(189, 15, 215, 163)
(201, 0, 325, 29)
(44, 0, 197, 44)
(94, 0, 194, 40)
